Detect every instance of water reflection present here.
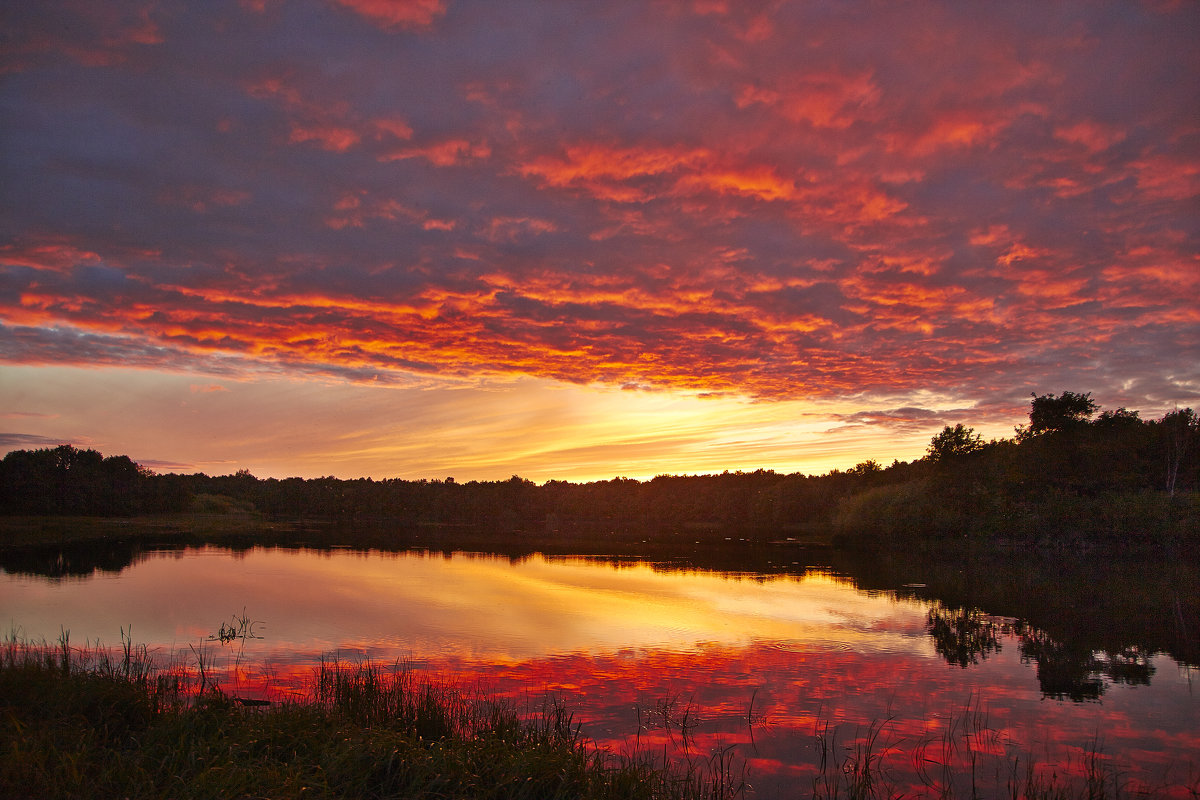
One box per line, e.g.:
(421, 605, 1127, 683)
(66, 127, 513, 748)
(0, 538, 149, 580)
(3, 537, 1196, 673)
(924, 604, 1159, 702)
(3, 543, 1198, 797)
(926, 605, 1007, 668)
(2, 545, 930, 662)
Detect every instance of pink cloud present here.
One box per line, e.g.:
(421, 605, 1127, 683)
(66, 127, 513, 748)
(289, 124, 362, 152)
(330, 0, 447, 30)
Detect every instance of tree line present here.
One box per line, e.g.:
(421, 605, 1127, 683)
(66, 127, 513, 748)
(2, 392, 1197, 551)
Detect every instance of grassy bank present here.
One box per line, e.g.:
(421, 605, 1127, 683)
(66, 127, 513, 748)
(0, 511, 288, 549)
(4, 634, 1193, 800)
(0, 511, 838, 560)
(0, 636, 743, 800)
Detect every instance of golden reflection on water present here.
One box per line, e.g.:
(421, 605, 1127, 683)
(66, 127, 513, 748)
(3, 547, 931, 662)
(4, 546, 1198, 798)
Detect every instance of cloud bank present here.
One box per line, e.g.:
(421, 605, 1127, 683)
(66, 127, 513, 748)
(2, 0, 1197, 461)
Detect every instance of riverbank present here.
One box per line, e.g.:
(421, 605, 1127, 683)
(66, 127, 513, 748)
(0, 512, 288, 549)
(0, 636, 741, 800)
(0, 511, 839, 554)
(4, 632, 1187, 800)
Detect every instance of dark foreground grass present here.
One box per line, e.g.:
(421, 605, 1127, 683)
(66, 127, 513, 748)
(0, 512, 279, 549)
(0, 636, 744, 800)
(3, 635, 1194, 800)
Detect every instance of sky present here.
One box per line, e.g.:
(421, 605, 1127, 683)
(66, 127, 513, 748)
(1, 0, 1197, 482)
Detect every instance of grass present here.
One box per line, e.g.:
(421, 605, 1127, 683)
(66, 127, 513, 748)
(0, 512, 282, 549)
(798, 700, 1200, 800)
(0, 633, 744, 800)
(2, 633, 1195, 800)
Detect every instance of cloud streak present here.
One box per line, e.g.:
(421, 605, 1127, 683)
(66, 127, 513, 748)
(1, 0, 1197, 476)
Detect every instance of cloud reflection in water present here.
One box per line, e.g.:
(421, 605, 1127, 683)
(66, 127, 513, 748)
(3, 546, 1197, 797)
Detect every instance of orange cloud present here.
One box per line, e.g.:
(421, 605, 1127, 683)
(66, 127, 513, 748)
(1, 241, 104, 273)
(674, 166, 796, 201)
(323, 192, 455, 231)
(480, 216, 558, 242)
(518, 143, 710, 201)
(736, 71, 880, 129)
(4, 4, 164, 70)
(371, 117, 414, 141)
(888, 109, 1013, 157)
(1130, 153, 1200, 202)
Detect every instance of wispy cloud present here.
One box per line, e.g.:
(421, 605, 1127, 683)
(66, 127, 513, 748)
(0, 432, 71, 450)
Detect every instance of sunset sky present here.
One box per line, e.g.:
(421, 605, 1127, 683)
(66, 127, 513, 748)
(2, 0, 1197, 482)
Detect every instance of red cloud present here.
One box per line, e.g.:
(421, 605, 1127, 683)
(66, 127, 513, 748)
(330, 0, 446, 30)
(289, 124, 361, 152)
(518, 144, 711, 202)
(735, 71, 880, 129)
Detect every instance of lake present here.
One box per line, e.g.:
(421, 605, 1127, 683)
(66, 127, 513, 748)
(2, 540, 1197, 797)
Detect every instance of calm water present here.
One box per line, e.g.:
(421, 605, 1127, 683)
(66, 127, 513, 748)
(3, 543, 1197, 797)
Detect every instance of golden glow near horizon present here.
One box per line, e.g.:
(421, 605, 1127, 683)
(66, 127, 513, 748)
(1, 549, 930, 663)
(0, 364, 1018, 481)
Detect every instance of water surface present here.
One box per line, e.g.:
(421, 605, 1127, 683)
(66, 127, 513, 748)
(3, 544, 1196, 797)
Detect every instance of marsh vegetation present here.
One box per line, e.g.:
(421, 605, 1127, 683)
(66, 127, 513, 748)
(0, 631, 750, 800)
(6, 627, 1188, 800)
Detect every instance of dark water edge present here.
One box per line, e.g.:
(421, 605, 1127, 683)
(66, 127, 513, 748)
(3, 517, 1198, 687)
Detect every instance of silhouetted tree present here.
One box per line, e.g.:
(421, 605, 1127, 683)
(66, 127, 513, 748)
(926, 424, 984, 462)
(1093, 407, 1141, 429)
(1017, 391, 1097, 440)
(1158, 408, 1198, 496)
(0, 445, 157, 515)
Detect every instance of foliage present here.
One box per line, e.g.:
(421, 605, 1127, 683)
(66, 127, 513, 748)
(1160, 407, 1198, 496)
(833, 480, 950, 547)
(0, 637, 743, 800)
(2, 391, 1198, 555)
(0, 445, 182, 516)
(925, 424, 984, 462)
(2, 632, 1184, 800)
(830, 392, 1199, 553)
(1017, 390, 1098, 440)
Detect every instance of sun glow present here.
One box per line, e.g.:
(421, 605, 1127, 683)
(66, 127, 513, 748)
(0, 364, 1002, 481)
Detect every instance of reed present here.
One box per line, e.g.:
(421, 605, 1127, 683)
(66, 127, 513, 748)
(809, 715, 896, 800)
(3, 633, 1193, 799)
(801, 699, 1194, 800)
(0, 635, 741, 799)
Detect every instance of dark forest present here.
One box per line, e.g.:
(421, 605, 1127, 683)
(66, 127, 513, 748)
(3, 393, 1197, 553)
